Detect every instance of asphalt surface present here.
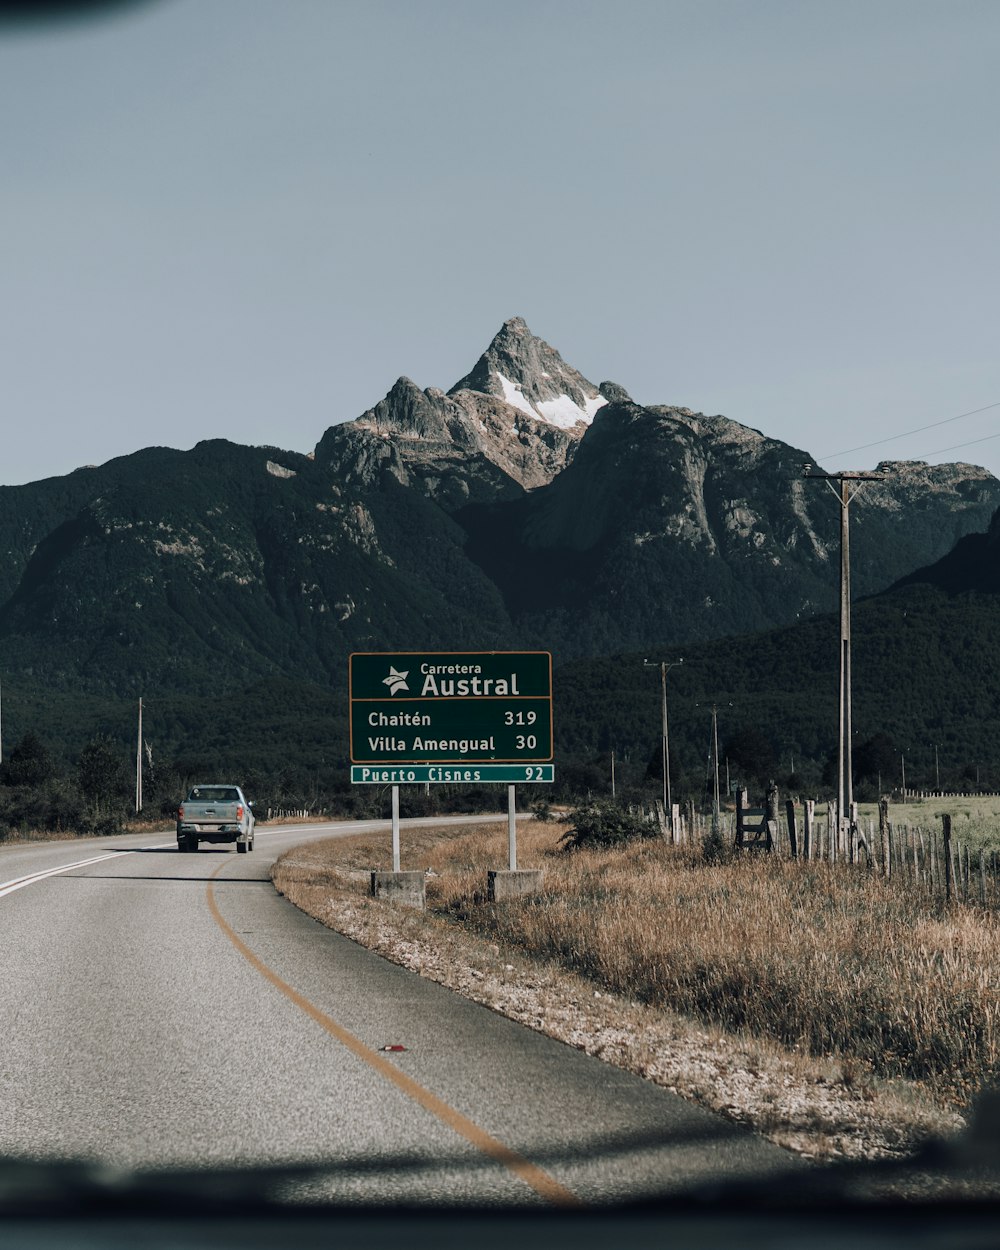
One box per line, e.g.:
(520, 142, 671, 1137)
(0, 819, 799, 1206)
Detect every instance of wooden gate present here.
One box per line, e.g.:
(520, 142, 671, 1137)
(735, 787, 776, 852)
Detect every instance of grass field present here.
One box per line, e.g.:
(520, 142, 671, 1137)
(855, 795, 1000, 850)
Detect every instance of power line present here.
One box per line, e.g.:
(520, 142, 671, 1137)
(820, 400, 1000, 462)
(922, 429, 1000, 457)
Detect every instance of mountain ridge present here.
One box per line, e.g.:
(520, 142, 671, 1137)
(1, 316, 998, 710)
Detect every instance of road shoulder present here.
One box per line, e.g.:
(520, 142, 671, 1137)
(271, 829, 963, 1165)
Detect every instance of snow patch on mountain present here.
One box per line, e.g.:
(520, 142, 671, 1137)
(496, 372, 539, 420)
(537, 392, 608, 429)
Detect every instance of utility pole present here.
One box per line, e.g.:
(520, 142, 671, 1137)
(135, 697, 143, 814)
(696, 700, 729, 835)
(644, 658, 682, 831)
(803, 466, 885, 855)
(934, 743, 940, 791)
(711, 705, 721, 835)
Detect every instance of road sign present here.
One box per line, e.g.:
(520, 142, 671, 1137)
(351, 764, 554, 785)
(349, 651, 553, 766)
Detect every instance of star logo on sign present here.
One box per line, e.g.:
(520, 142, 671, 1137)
(383, 667, 409, 695)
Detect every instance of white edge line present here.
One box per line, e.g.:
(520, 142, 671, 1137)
(0, 814, 509, 900)
(0, 852, 131, 900)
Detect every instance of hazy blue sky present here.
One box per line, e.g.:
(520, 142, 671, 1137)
(2, 0, 999, 486)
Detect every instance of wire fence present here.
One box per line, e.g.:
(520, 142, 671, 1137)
(639, 792, 1000, 908)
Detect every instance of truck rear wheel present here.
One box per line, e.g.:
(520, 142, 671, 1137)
(236, 841, 247, 854)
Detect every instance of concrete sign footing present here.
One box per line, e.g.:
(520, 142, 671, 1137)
(370, 870, 426, 909)
(487, 869, 544, 903)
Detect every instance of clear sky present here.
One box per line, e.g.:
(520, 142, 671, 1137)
(2, 0, 999, 487)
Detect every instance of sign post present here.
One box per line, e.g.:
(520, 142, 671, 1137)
(391, 784, 400, 872)
(508, 784, 517, 871)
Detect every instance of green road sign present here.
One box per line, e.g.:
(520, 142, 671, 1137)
(351, 764, 555, 785)
(350, 651, 553, 766)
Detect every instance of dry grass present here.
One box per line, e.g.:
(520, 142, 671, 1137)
(470, 829, 1000, 1106)
(0, 826, 97, 846)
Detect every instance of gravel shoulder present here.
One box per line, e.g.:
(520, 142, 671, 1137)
(271, 829, 966, 1167)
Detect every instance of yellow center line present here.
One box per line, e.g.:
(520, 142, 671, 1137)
(206, 861, 582, 1208)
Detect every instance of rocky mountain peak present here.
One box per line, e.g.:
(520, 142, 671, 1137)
(448, 316, 613, 431)
(315, 362, 584, 503)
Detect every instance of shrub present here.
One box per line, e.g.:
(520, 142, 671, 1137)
(560, 799, 656, 851)
(702, 824, 732, 863)
(78, 810, 127, 837)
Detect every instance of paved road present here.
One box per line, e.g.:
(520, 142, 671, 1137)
(0, 819, 797, 1206)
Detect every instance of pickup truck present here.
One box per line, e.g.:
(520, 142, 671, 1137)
(176, 785, 255, 854)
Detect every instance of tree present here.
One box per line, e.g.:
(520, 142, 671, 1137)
(77, 737, 128, 820)
(724, 726, 776, 788)
(853, 733, 898, 788)
(1, 731, 53, 788)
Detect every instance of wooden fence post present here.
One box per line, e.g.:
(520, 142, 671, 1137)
(942, 814, 952, 904)
(930, 829, 937, 893)
(653, 799, 668, 837)
(880, 797, 890, 879)
(785, 799, 798, 859)
(803, 799, 814, 860)
(766, 780, 779, 854)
